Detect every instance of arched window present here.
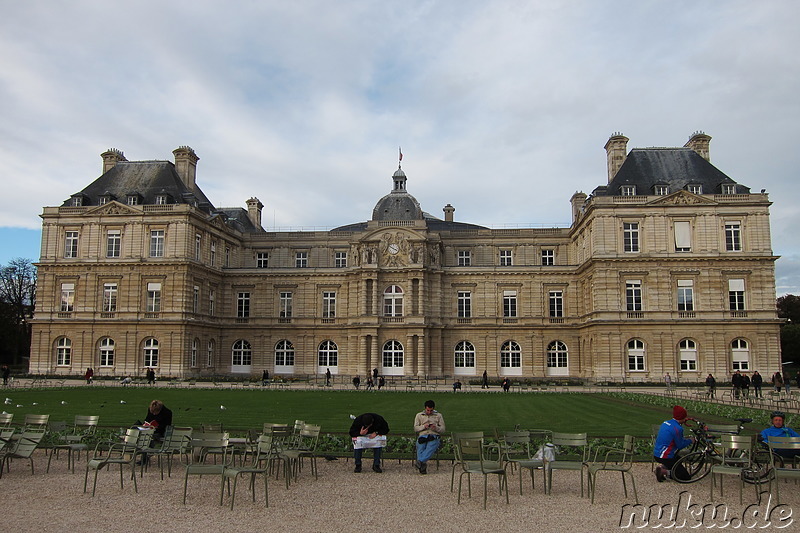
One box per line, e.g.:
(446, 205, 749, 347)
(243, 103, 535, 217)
(500, 341, 521, 368)
(382, 340, 404, 375)
(547, 341, 568, 376)
(232, 339, 252, 371)
(207, 339, 215, 367)
(191, 338, 199, 368)
(454, 341, 476, 370)
(731, 338, 749, 371)
(143, 338, 159, 367)
(679, 339, 697, 371)
(275, 340, 295, 372)
(99, 337, 115, 367)
(56, 337, 71, 366)
(383, 285, 404, 317)
(627, 339, 645, 371)
(318, 340, 338, 367)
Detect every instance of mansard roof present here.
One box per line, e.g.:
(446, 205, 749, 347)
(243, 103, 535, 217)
(216, 207, 260, 233)
(597, 148, 750, 196)
(64, 161, 216, 213)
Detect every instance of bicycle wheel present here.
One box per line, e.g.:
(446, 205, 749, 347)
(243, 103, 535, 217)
(743, 449, 783, 484)
(672, 451, 711, 483)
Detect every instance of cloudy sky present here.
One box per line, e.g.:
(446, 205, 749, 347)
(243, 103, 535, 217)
(2, 1, 799, 295)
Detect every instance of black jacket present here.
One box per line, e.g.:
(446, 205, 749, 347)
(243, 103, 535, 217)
(349, 413, 389, 437)
(144, 405, 173, 438)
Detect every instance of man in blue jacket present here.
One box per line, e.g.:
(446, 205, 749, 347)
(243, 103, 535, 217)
(760, 411, 800, 458)
(653, 405, 694, 482)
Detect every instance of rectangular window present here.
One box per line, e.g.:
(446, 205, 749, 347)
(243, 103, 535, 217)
(503, 290, 517, 318)
(195, 234, 201, 260)
(295, 251, 308, 268)
(628, 354, 645, 371)
(149, 230, 165, 257)
(280, 292, 293, 318)
(549, 290, 563, 318)
(458, 250, 471, 267)
(725, 221, 742, 252)
(193, 286, 200, 314)
(722, 184, 736, 194)
(728, 279, 745, 311)
(674, 221, 691, 252)
(71, 196, 83, 207)
(322, 291, 336, 318)
(106, 230, 121, 258)
(335, 251, 348, 268)
(190, 340, 198, 368)
(499, 250, 513, 266)
(65, 231, 79, 258)
(457, 291, 472, 318)
(626, 280, 642, 312)
(688, 184, 702, 194)
(225, 246, 231, 267)
(103, 283, 118, 312)
(146, 282, 162, 312)
(210, 242, 216, 266)
(677, 280, 694, 311)
(60, 283, 75, 312)
(257, 252, 269, 268)
(620, 185, 636, 196)
(127, 196, 138, 206)
(209, 289, 215, 316)
(541, 249, 554, 266)
(623, 222, 639, 253)
(654, 185, 669, 195)
(237, 292, 250, 318)
(155, 195, 167, 205)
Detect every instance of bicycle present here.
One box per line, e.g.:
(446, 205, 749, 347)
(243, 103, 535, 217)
(670, 417, 782, 484)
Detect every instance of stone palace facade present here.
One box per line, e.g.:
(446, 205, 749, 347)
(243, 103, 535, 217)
(29, 133, 782, 382)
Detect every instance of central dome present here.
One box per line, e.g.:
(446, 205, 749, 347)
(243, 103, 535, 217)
(371, 167, 423, 221)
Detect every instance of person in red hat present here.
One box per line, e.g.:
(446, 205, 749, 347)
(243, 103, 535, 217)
(653, 405, 695, 482)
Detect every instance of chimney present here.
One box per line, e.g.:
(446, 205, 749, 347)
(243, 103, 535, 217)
(684, 131, 711, 161)
(246, 197, 263, 229)
(604, 133, 629, 182)
(101, 148, 127, 173)
(173, 146, 199, 190)
(570, 191, 587, 224)
(443, 204, 455, 222)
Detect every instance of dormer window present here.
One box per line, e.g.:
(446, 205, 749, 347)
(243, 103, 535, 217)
(620, 185, 636, 196)
(99, 197, 108, 205)
(654, 185, 669, 196)
(127, 195, 139, 206)
(687, 184, 702, 194)
(155, 195, 168, 205)
(721, 183, 736, 195)
(71, 196, 83, 207)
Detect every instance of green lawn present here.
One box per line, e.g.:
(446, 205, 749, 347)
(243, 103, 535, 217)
(1, 387, 729, 437)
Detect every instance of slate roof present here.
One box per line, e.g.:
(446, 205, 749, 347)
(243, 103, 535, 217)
(64, 161, 216, 213)
(595, 148, 750, 196)
(217, 208, 261, 233)
(332, 215, 487, 233)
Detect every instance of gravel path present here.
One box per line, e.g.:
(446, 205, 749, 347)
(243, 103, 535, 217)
(3, 452, 797, 532)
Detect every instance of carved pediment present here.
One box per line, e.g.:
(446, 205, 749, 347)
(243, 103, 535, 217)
(647, 190, 717, 206)
(86, 201, 141, 216)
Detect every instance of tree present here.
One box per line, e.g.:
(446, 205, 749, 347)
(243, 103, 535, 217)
(0, 258, 36, 365)
(777, 294, 800, 323)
